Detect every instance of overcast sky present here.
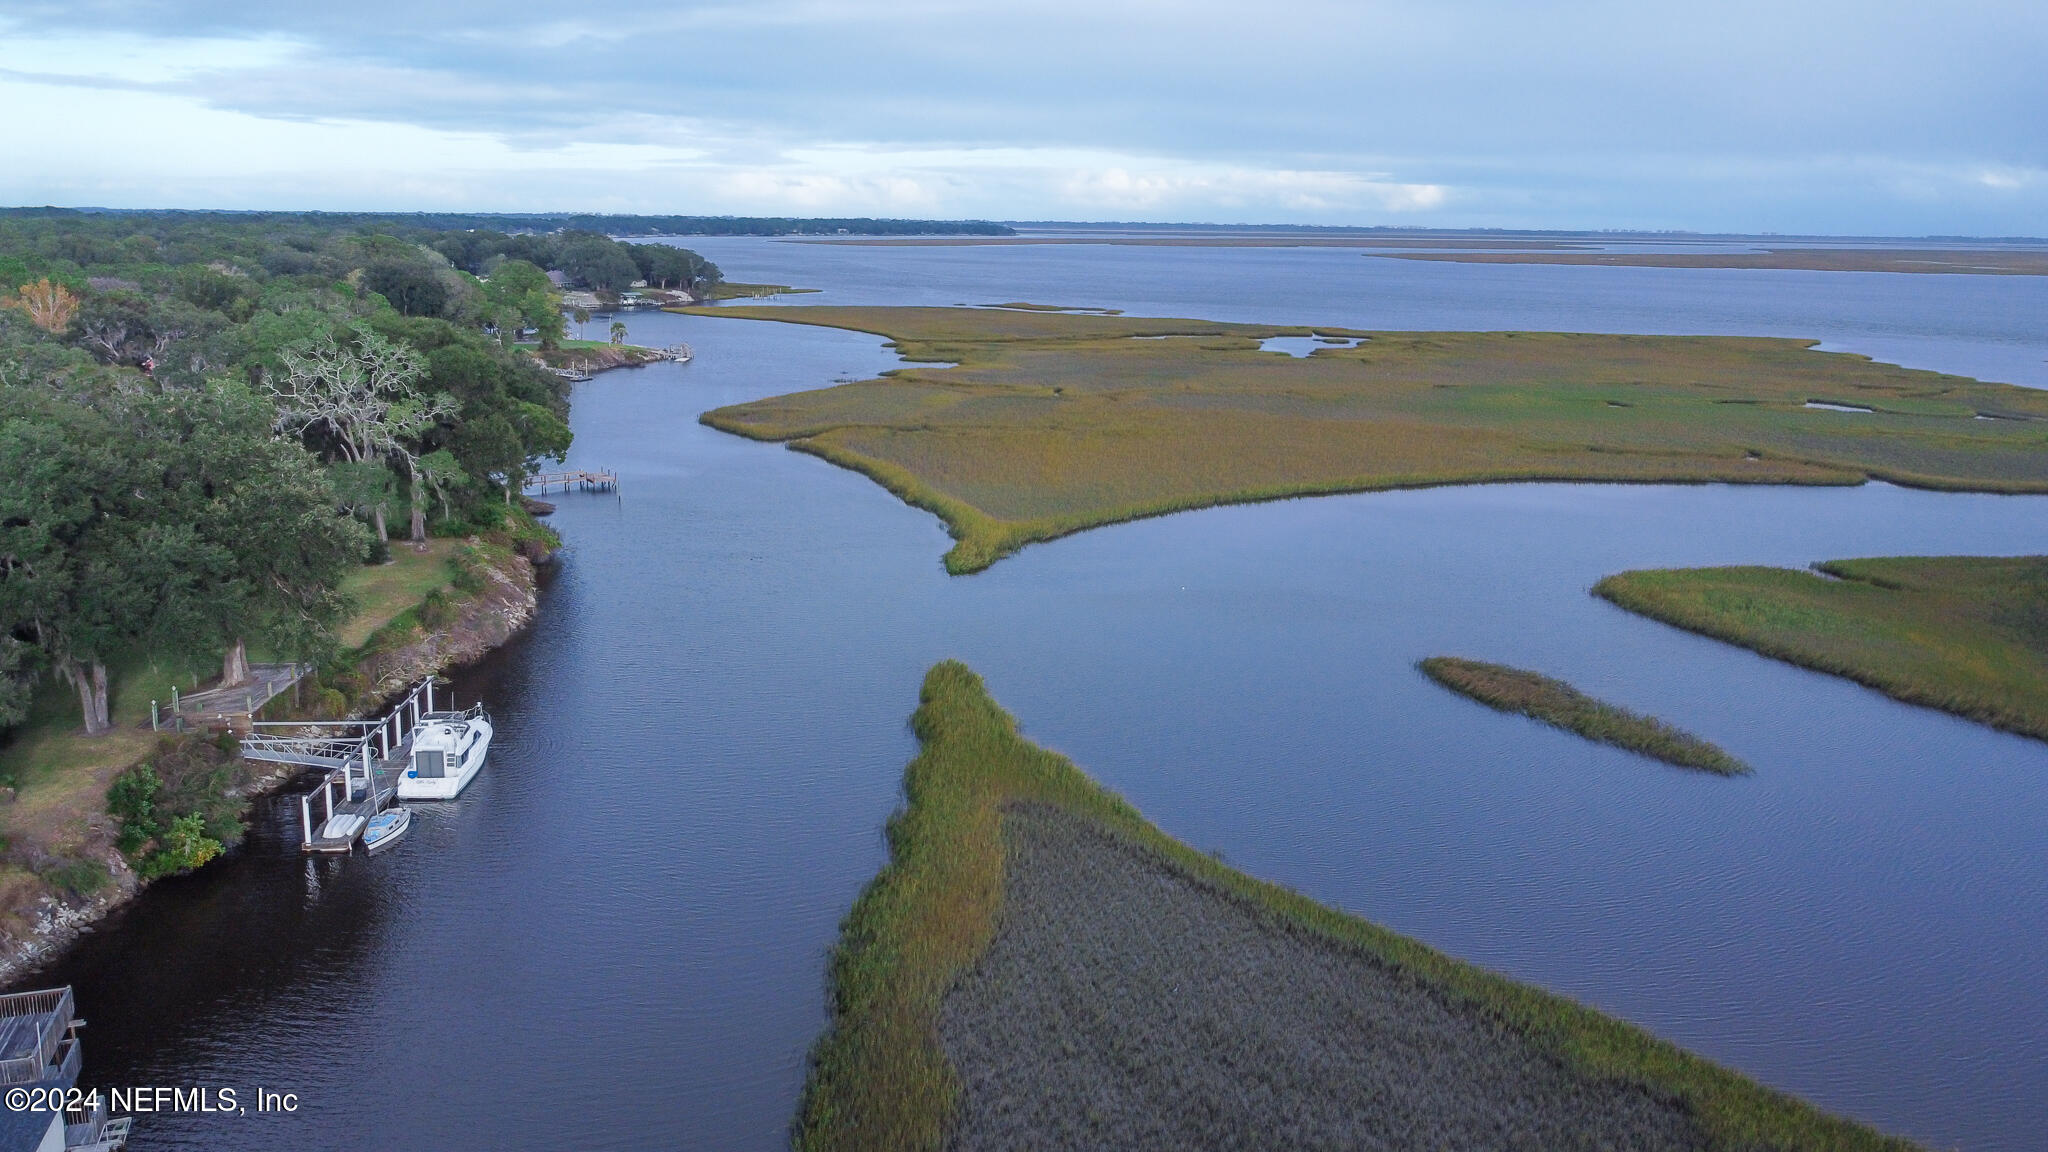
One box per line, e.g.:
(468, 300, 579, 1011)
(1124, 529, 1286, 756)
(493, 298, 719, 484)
(0, 1, 2042, 233)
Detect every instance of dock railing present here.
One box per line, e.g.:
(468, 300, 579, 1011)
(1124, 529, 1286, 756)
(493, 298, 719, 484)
(525, 469, 618, 494)
(241, 677, 442, 851)
(0, 986, 74, 1085)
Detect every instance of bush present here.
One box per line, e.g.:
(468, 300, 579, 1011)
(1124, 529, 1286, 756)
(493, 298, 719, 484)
(366, 536, 392, 565)
(137, 814, 222, 880)
(311, 687, 349, 720)
(106, 763, 162, 854)
(417, 588, 461, 630)
(449, 545, 490, 595)
(108, 737, 254, 871)
(40, 857, 111, 898)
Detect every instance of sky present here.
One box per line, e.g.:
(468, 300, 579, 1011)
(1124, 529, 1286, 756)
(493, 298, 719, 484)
(0, 0, 2042, 234)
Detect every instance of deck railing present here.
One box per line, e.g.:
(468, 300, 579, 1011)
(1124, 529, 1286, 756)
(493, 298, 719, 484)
(0, 987, 73, 1086)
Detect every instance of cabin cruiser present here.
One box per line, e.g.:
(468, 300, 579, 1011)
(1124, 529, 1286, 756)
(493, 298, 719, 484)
(397, 704, 494, 800)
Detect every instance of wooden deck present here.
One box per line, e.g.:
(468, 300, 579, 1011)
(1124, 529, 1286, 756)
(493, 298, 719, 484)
(154, 663, 310, 733)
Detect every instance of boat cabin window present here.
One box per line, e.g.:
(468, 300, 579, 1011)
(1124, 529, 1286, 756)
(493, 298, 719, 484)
(414, 750, 446, 779)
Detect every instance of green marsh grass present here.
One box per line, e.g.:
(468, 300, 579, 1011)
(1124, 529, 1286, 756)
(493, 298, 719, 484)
(693, 306, 2048, 573)
(1596, 555, 2048, 742)
(1419, 656, 1749, 775)
(702, 282, 820, 300)
(798, 660, 1914, 1151)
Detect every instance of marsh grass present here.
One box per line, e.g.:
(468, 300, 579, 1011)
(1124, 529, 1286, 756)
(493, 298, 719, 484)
(703, 282, 820, 300)
(1383, 249, 2048, 275)
(1419, 656, 1749, 775)
(1596, 555, 2048, 742)
(799, 660, 1913, 1152)
(694, 306, 2048, 573)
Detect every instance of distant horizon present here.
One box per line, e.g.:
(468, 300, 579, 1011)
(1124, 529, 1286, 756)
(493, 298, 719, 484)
(4, 205, 2044, 244)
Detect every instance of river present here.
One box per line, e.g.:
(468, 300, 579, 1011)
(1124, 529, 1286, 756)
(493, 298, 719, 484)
(25, 240, 2048, 1151)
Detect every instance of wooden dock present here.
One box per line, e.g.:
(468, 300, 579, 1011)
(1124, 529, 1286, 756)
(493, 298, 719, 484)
(152, 663, 311, 734)
(526, 469, 618, 494)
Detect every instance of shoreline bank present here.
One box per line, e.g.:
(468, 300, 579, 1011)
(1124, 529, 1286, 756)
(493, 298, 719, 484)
(0, 534, 550, 983)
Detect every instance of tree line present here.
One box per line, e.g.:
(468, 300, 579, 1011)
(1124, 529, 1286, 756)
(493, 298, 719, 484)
(0, 207, 1015, 238)
(0, 213, 716, 735)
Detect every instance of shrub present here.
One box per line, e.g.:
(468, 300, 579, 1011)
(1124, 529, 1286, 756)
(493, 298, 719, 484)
(449, 545, 490, 595)
(108, 736, 254, 872)
(40, 857, 111, 898)
(138, 814, 222, 880)
(417, 589, 461, 630)
(106, 763, 162, 854)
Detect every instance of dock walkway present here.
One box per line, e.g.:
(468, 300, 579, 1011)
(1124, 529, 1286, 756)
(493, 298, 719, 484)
(152, 663, 311, 733)
(526, 469, 618, 493)
(241, 678, 442, 852)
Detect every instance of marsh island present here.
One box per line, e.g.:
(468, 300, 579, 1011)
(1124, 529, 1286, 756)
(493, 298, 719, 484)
(799, 662, 1917, 1151)
(698, 305, 2048, 572)
(1597, 555, 2048, 743)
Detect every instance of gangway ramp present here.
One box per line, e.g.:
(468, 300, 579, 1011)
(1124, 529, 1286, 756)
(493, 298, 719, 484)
(240, 677, 441, 853)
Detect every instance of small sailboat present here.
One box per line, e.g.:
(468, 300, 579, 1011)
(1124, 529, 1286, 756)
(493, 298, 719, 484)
(396, 704, 494, 800)
(363, 807, 412, 854)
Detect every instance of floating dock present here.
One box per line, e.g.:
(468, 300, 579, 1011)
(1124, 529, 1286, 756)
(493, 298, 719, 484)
(242, 678, 441, 853)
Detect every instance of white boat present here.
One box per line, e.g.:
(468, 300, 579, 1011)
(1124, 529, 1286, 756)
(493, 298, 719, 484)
(396, 704, 494, 800)
(363, 807, 412, 853)
(319, 813, 365, 842)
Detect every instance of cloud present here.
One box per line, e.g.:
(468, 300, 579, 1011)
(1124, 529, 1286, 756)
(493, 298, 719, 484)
(711, 171, 943, 214)
(0, 3, 2043, 231)
(1058, 167, 1447, 215)
(1975, 168, 2038, 192)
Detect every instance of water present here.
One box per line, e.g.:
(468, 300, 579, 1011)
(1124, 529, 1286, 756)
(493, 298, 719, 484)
(674, 235, 2048, 389)
(25, 245, 2048, 1151)
(1258, 335, 1366, 356)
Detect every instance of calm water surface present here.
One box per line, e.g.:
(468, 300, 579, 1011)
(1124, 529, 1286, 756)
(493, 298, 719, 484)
(26, 247, 2048, 1151)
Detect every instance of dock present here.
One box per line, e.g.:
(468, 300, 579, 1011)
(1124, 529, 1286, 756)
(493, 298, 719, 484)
(526, 469, 618, 494)
(150, 663, 311, 734)
(241, 678, 447, 853)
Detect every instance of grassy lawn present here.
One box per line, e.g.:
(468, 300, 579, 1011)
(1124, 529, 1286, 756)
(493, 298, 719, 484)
(0, 657, 206, 793)
(1596, 555, 2048, 742)
(0, 540, 460, 852)
(1420, 656, 1749, 775)
(522, 338, 653, 351)
(693, 306, 2048, 573)
(800, 661, 1914, 1151)
(336, 540, 459, 649)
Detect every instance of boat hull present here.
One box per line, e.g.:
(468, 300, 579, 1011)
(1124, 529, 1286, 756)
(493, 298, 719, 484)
(363, 807, 411, 853)
(396, 716, 493, 800)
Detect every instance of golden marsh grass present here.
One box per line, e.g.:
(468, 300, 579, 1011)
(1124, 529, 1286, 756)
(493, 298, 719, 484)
(696, 306, 2048, 572)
